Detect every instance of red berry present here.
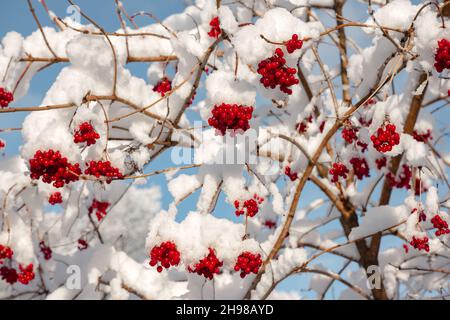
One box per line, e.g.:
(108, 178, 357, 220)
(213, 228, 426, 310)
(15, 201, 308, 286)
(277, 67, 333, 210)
(329, 162, 349, 183)
(77, 239, 89, 251)
(88, 199, 110, 222)
(208, 103, 253, 135)
(375, 157, 387, 170)
(39, 241, 52, 260)
(73, 122, 100, 146)
(296, 115, 313, 134)
(0, 87, 13, 108)
(342, 126, 358, 144)
(188, 248, 223, 280)
(235, 195, 263, 217)
(284, 166, 298, 181)
(257, 49, 299, 95)
(285, 34, 303, 54)
(434, 38, 450, 73)
(153, 77, 172, 97)
(263, 219, 276, 229)
(29, 149, 81, 188)
(48, 192, 62, 205)
(349, 157, 370, 180)
(0, 139, 5, 150)
(207, 17, 221, 38)
(17, 263, 35, 285)
(149, 241, 181, 272)
(370, 123, 400, 153)
(84, 160, 123, 183)
(234, 252, 262, 278)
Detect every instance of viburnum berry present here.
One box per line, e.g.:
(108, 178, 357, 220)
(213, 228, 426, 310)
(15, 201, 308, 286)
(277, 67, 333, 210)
(387, 164, 411, 190)
(411, 207, 427, 222)
(149, 241, 181, 273)
(84, 160, 123, 183)
(153, 77, 172, 97)
(371, 123, 400, 153)
(0, 139, 5, 150)
(234, 194, 264, 217)
(208, 103, 253, 135)
(329, 162, 349, 183)
(234, 252, 262, 278)
(0, 266, 18, 284)
(77, 239, 88, 251)
(412, 129, 432, 143)
(342, 126, 358, 144)
(284, 166, 298, 181)
(88, 199, 110, 222)
(0, 244, 13, 262)
(357, 141, 368, 153)
(296, 115, 313, 134)
(207, 16, 221, 38)
(375, 157, 387, 170)
(434, 38, 450, 73)
(285, 34, 303, 54)
(431, 215, 450, 236)
(29, 149, 81, 188)
(350, 157, 370, 180)
(17, 263, 35, 285)
(73, 122, 100, 146)
(263, 219, 276, 229)
(257, 48, 299, 95)
(0, 87, 13, 108)
(403, 244, 409, 254)
(414, 178, 427, 196)
(48, 192, 62, 205)
(188, 248, 223, 280)
(39, 241, 52, 260)
(410, 236, 429, 252)
(319, 121, 326, 133)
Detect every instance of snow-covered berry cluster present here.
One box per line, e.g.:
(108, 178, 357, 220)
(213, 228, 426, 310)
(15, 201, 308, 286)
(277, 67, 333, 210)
(296, 115, 313, 134)
(149, 241, 181, 273)
(434, 38, 450, 73)
(285, 34, 303, 53)
(234, 194, 264, 217)
(0, 87, 13, 108)
(0, 244, 13, 262)
(188, 248, 223, 280)
(412, 129, 432, 143)
(29, 150, 81, 188)
(234, 252, 262, 278)
(208, 103, 253, 135)
(39, 241, 52, 260)
(284, 166, 298, 181)
(48, 192, 62, 205)
(257, 48, 299, 95)
(207, 17, 221, 38)
(0, 245, 35, 285)
(77, 239, 88, 251)
(73, 122, 100, 146)
(350, 157, 370, 180)
(375, 157, 387, 170)
(88, 199, 110, 222)
(329, 162, 349, 183)
(342, 125, 358, 144)
(371, 123, 400, 153)
(153, 77, 172, 96)
(410, 236, 429, 252)
(431, 215, 450, 236)
(84, 160, 123, 183)
(386, 164, 411, 190)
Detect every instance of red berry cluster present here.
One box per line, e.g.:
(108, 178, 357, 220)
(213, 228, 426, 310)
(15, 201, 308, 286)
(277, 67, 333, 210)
(412, 130, 432, 143)
(431, 215, 450, 236)
(371, 123, 400, 153)
(257, 48, 299, 95)
(153, 77, 172, 97)
(0, 244, 13, 262)
(234, 252, 262, 278)
(410, 236, 429, 252)
(357, 141, 368, 153)
(386, 164, 411, 190)
(84, 160, 123, 183)
(375, 157, 387, 170)
(234, 194, 264, 217)
(434, 39, 450, 73)
(48, 192, 62, 205)
(77, 239, 88, 251)
(296, 115, 313, 134)
(39, 241, 52, 260)
(149, 241, 181, 273)
(0, 87, 13, 108)
(264, 219, 276, 229)
(350, 157, 370, 180)
(285, 34, 303, 54)
(208, 103, 253, 135)
(284, 166, 298, 181)
(412, 208, 427, 222)
(342, 126, 358, 144)
(88, 199, 110, 222)
(29, 150, 81, 188)
(329, 162, 349, 183)
(188, 248, 223, 280)
(73, 122, 100, 146)
(0, 263, 34, 285)
(207, 17, 221, 38)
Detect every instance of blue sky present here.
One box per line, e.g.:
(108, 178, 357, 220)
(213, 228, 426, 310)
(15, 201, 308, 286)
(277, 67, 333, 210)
(0, 0, 445, 299)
